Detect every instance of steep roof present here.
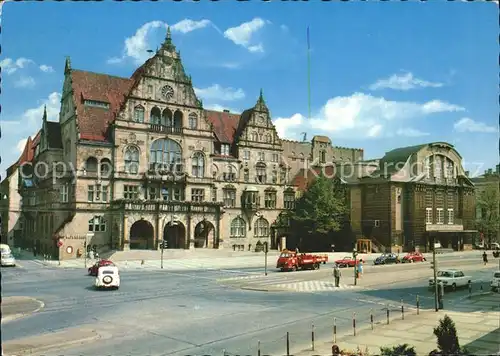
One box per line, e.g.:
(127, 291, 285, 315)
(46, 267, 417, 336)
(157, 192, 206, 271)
(70, 70, 133, 142)
(374, 143, 428, 176)
(204, 110, 241, 144)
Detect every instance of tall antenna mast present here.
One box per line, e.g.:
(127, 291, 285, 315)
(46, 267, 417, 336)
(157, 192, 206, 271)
(307, 26, 312, 121)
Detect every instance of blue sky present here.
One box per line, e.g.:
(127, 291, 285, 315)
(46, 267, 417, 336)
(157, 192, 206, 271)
(0, 1, 498, 180)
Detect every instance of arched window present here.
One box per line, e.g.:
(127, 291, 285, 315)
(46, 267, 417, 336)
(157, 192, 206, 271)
(100, 158, 112, 177)
(173, 110, 183, 128)
(125, 146, 140, 174)
(223, 165, 237, 182)
(86, 157, 98, 173)
(256, 162, 266, 184)
(191, 152, 204, 178)
(320, 150, 326, 164)
(88, 216, 106, 232)
(230, 217, 246, 238)
(150, 107, 161, 125)
(254, 217, 269, 238)
(134, 105, 144, 123)
(162, 108, 173, 126)
(188, 113, 198, 129)
(149, 139, 182, 172)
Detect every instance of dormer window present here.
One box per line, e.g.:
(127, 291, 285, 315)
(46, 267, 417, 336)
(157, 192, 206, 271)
(221, 144, 230, 156)
(84, 100, 110, 109)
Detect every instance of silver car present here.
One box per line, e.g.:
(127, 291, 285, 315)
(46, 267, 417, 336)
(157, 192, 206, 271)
(1, 252, 16, 267)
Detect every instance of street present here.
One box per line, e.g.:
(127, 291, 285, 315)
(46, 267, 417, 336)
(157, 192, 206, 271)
(1, 253, 498, 356)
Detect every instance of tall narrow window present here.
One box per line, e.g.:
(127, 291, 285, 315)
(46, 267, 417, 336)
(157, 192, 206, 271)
(425, 208, 433, 224)
(60, 184, 68, 203)
(221, 144, 230, 156)
(436, 208, 444, 224)
(264, 191, 277, 208)
(134, 105, 145, 123)
(191, 152, 204, 178)
(223, 188, 236, 207)
(211, 187, 217, 202)
(284, 191, 295, 210)
(125, 146, 140, 174)
(320, 150, 326, 164)
(447, 208, 454, 224)
(188, 112, 198, 129)
(256, 163, 266, 184)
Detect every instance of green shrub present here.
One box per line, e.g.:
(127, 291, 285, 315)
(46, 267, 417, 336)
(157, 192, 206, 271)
(432, 315, 461, 355)
(380, 344, 417, 356)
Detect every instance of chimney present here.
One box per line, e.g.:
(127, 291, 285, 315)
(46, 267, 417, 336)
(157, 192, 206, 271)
(465, 171, 470, 177)
(223, 109, 230, 113)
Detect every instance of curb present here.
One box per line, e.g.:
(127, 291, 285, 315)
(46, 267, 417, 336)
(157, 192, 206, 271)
(3, 333, 100, 356)
(1, 298, 45, 324)
(240, 286, 273, 292)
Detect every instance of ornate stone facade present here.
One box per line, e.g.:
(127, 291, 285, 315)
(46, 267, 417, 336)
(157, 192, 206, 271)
(12, 29, 364, 259)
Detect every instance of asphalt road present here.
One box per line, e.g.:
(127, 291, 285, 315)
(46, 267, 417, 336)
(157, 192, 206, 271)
(1, 254, 498, 356)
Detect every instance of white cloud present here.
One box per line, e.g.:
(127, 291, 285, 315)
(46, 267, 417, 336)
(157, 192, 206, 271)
(22, 92, 61, 126)
(194, 84, 245, 101)
(280, 24, 289, 32)
(0, 57, 54, 76)
(109, 19, 213, 65)
(223, 18, 268, 53)
(396, 128, 430, 137)
(39, 64, 54, 73)
(274, 92, 464, 140)
(369, 72, 444, 91)
(453, 118, 497, 133)
(171, 19, 211, 34)
(14, 76, 36, 89)
(204, 104, 241, 113)
(367, 124, 383, 137)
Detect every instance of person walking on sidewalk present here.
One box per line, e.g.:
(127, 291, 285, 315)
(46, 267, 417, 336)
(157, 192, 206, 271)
(357, 259, 364, 277)
(483, 251, 488, 265)
(333, 264, 341, 287)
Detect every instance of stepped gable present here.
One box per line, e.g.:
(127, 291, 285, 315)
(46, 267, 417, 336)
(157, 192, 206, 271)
(70, 70, 133, 142)
(204, 110, 242, 144)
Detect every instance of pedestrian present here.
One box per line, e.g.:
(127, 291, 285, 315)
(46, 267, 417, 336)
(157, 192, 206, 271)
(483, 251, 488, 265)
(333, 264, 341, 287)
(295, 246, 300, 254)
(357, 259, 364, 277)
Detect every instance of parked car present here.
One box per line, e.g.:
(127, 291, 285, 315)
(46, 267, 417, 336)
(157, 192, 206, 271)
(334, 256, 357, 268)
(402, 252, 426, 263)
(276, 251, 328, 272)
(88, 259, 115, 276)
(95, 266, 120, 290)
(374, 253, 400, 265)
(1, 252, 16, 267)
(428, 269, 471, 291)
(490, 271, 500, 291)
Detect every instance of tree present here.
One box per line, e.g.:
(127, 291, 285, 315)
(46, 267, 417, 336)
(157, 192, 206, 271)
(289, 173, 348, 249)
(380, 344, 417, 356)
(475, 185, 499, 246)
(431, 315, 461, 355)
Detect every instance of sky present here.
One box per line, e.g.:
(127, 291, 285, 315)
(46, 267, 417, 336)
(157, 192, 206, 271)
(0, 1, 498, 181)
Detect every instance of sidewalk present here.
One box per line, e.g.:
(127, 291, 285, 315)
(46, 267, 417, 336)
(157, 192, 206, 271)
(295, 293, 500, 356)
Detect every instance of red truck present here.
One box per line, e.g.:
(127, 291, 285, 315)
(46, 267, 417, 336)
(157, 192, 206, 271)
(276, 250, 328, 272)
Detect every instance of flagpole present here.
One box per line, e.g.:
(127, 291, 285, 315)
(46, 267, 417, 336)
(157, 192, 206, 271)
(307, 26, 311, 121)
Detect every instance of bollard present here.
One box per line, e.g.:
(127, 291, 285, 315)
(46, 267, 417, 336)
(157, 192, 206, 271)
(258, 340, 261, 356)
(353, 312, 356, 336)
(416, 294, 420, 315)
(333, 317, 337, 343)
(480, 284, 483, 291)
(386, 304, 390, 324)
(286, 331, 290, 356)
(311, 323, 315, 351)
(401, 298, 404, 320)
(468, 281, 472, 298)
(370, 308, 374, 330)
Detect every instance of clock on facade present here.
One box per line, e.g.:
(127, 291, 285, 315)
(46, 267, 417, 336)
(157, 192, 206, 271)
(161, 85, 174, 100)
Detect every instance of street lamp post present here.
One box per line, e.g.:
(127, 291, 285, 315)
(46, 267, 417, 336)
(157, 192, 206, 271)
(264, 241, 269, 276)
(160, 240, 165, 269)
(353, 247, 358, 286)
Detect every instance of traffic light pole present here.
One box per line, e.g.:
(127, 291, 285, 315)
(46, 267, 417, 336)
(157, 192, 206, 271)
(433, 247, 438, 312)
(353, 250, 358, 286)
(264, 242, 268, 276)
(161, 243, 164, 269)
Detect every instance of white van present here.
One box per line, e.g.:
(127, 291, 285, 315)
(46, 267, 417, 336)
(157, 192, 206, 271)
(0, 244, 12, 255)
(490, 271, 500, 291)
(95, 266, 120, 290)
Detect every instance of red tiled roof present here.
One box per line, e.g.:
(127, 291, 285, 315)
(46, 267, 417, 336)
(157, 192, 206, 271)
(204, 110, 241, 144)
(70, 70, 133, 142)
(291, 166, 337, 191)
(31, 130, 41, 148)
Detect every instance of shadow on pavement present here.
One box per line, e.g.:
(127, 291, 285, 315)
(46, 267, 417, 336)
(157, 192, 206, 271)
(464, 327, 500, 354)
(356, 281, 495, 313)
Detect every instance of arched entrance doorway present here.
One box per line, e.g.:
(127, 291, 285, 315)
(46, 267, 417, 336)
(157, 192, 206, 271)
(130, 220, 154, 249)
(163, 222, 186, 249)
(193, 220, 215, 248)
